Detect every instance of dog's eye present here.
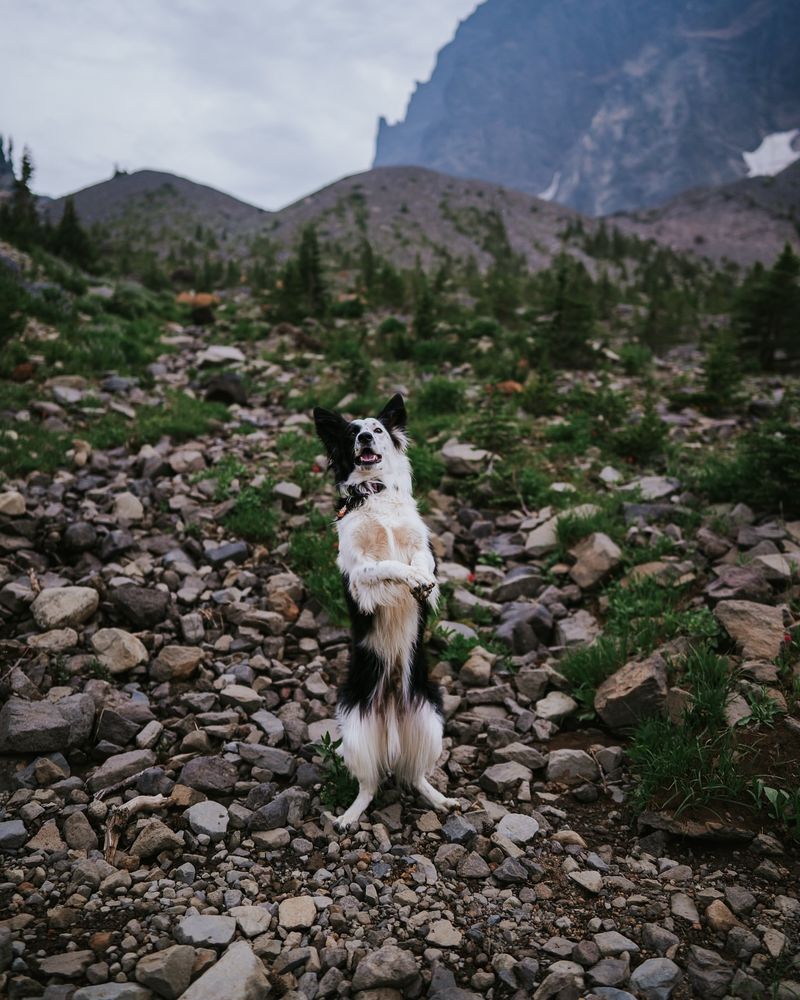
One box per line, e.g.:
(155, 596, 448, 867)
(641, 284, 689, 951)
(374, 426, 383, 434)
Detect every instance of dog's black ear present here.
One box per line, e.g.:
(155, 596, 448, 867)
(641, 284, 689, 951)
(313, 407, 348, 456)
(377, 393, 406, 432)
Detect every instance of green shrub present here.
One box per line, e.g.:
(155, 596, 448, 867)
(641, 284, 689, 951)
(610, 397, 667, 464)
(417, 377, 466, 415)
(225, 481, 279, 545)
(408, 443, 445, 493)
(0, 264, 28, 349)
(288, 508, 347, 623)
(619, 342, 653, 375)
(693, 408, 800, 516)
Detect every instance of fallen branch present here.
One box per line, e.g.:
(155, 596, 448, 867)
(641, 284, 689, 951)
(103, 793, 169, 863)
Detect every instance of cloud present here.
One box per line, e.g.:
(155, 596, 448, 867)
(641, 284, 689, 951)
(0, 0, 477, 208)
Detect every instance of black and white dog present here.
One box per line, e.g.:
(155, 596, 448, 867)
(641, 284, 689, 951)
(313, 393, 459, 830)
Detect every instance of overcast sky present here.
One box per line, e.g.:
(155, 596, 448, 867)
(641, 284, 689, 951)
(0, 0, 477, 209)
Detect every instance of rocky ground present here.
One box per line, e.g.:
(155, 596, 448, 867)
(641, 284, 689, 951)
(0, 308, 799, 1000)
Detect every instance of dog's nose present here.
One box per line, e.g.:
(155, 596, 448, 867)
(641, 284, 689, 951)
(357, 431, 373, 444)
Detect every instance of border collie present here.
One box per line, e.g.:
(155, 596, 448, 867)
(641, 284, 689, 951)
(313, 393, 459, 830)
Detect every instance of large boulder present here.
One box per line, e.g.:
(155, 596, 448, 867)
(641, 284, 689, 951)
(90, 628, 148, 674)
(352, 944, 420, 992)
(0, 698, 70, 753)
(714, 600, 785, 659)
(594, 653, 668, 731)
(32, 586, 98, 629)
(546, 749, 599, 784)
(441, 439, 492, 476)
(178, 941, 269, 1000)
(569, 532, 622, 588)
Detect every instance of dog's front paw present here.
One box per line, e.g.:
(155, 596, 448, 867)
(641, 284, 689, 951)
(410, 580, 435, 602)
(435, 796, 461, 812)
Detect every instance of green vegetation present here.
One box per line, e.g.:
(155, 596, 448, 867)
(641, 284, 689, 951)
(288, 508, 347, 624)
(316, 732, 359, 811)
(224, 482, 279, 546)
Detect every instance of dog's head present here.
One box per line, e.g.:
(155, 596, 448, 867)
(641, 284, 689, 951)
(313, 393, 410, 488)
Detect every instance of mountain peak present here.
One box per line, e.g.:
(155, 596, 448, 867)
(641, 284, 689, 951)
(374, 0, 800, 215)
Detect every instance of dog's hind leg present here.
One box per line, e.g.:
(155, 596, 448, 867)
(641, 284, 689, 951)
(396, 699, 459, 813)
(332, 706, 382, 832)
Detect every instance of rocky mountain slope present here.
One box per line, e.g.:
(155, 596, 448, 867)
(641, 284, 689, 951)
(43, 157, 800, 275)
(373, 0, 800, 216)
(616, 159, 800, 268)
(0, 248, 799, 998)
(44, 165, 582, 272)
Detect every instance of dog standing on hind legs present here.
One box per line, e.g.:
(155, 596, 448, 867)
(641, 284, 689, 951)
(313, 393, 459, 831)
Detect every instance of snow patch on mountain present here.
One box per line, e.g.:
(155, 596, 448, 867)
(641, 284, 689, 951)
(538, 171, 561, 202)
(743, 129, 800, 177)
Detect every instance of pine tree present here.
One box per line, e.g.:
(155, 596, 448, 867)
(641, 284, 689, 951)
(736, 244, 800, 369)
(296, 224, 327, 318)
(0, 146, 39, 249)
(540, 254, 595, 367)
(412, 274, 437, 340)
(702, 329, 742, 414)
(52, 196, 94, 270)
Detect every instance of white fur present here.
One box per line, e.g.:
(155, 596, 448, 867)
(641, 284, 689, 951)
(328, 420, 456, 831)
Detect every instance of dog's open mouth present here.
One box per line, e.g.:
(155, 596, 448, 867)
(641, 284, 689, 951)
(357, 447, 382, 466)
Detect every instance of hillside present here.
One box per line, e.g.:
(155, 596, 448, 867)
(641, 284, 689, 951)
(41, 159, 800, 278)
(374, 0, 800, 215)
(0, 229, 799, 1000)
(44, 165, 584, 273)
(616, 159, 800, 268)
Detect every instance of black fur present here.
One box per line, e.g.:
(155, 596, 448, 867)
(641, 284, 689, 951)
(338, 575, 442, 717)
(312, 407, 356, 484)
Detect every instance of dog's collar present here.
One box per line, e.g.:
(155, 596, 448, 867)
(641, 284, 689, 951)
(336, 480, 386, 519)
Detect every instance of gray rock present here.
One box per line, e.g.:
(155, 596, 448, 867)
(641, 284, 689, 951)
(278, 896, 317, 930)
(136, 944, 196, 999)
(0, 698, 69, 752)
(0, 925, 11, 973)
(32, 585, 99, 629)
(151, 645, 205, 682)
(56, 693, 96, 745)
(237, 743, 296, 776)
(535, 690, 578, 722)
(111, 585, 170, 628)
(569, 870, 604, 893)
(179, 755, 238, 794)
(130, 818, 182, 858)
(686, 946, 733, 999)
(441, 439, 492, 476)
(555, 609, 600, 647)
(91, 627, 148, 674)
(88, 749, 157, 792)
(63, 811, 99, 851)
(0, 819, 27, 850)
(714, 600, 785, 659)
(546, 748, 599, 783)
(569, 532, 622, 588)
(493, 857, 528, 884)
(479, 761, 533, 794)
(175, 914, 236, 948)
(493, 741, 548, 769)
(351, 943, 419, 991)
(206, 541, 250, 567)
(588, 958, 630, 987)
(725, 885, 757, 915)
(594, 931, 640, 956)
(705, 564, 771, 603)
(179, 940, 270, 1000)
(496, 813, 540, 844)
(73, 986, 152, 1000)
(184, 801, 230, 841)
(594, 653, 668, 731)
(642, 923, 679, 955)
